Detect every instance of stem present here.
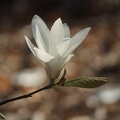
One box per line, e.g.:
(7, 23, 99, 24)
(0, 84, 52, 106)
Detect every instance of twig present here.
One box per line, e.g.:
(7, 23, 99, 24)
(0, 84, 52, 106)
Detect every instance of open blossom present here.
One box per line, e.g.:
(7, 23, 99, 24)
(25, 15, 90, 80)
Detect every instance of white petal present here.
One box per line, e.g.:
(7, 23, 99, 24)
(64, 42, 79, 57)
(32, 15, 50, 51)
(44, 57, 65, 79)
(60, 54, 74, 68)
(63, 23, 70, 37)
(57, 37, 71, 57)
(49, 18, 64, 56)
(55, 54, 74, 74)
(64, 27, 91, 57)
(25, 36, 47, 63)
(25, 36, 37, 56)
(70, 27, 91, 48)
(35, 25, 46, 51)
(34, 47, 55, 63)
(51, 54, 73, 78)
(44, 54, 73, 79)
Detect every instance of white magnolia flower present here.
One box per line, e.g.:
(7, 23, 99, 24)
(25, 15, 90, 80)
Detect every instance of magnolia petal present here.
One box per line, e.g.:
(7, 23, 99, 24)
(44, 58, 59, 79)
(44, 64, 52, 78)
(55, 54, 74, 75)
(55, 68, 65, 83)
(63, 23, 70, 37)
(45, 63, 62, 79)
(49, 18, 64, 56)
(50, 18, 64, 43)
(35, 25, 46, 51)
(64, 42, 80, 57)
(61, 54, 74, 68)
(32, 15, 50, 51)
(34, 47, 55, 63)
(70, 27, 91, 48)
(44, 54, 73, 79)
(57, 37, 71, 57)
(52, 54, 73, 78)
(25, 36, 37, 56)
(25, 36, 45, 63)
(64, 28, 91, 57)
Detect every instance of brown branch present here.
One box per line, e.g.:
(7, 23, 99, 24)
(0, 84, 52, 106)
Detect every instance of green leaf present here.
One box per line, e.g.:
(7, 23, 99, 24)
(64, 77, 109, 88)
(0, 113, 5, 120)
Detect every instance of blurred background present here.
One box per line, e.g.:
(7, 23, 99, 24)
(0, 0, 120, 120)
